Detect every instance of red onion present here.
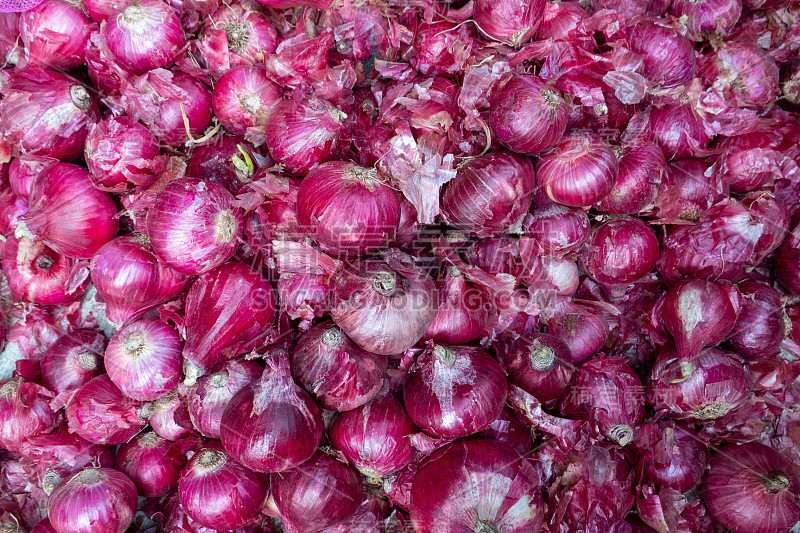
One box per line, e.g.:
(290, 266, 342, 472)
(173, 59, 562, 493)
(649, 104, 712, 160)
(537, 132, 619, 208)
(65, 374, 147, 445)
(591, 0, 670, 17)
(2, 234, 87, 305)
(263, 95, 346, 174)
(296, 162, 400, 256)
(85, 29, 136, 95)
(524, 200, 590, 255)
(212, 66, 281, 137)
(545, 299, 609, 364)
(596, 143, 666, 215)
(424, 266, 489, 345)
(115, 431, 186, 497)
(562, 356, 645, 446)
(148, 393, 193, 441)
(411, 439, 545, 532)
(182, 262, 276, 384)
(0, 379, 56, 452)
(291, 321, 387, 411)
(490, 74, 570, 156)
(441, 150, 537, 235)
(270, 450, 363, 532)
(329, 389, 417, 480)
(47, 468, 137, 533)
(579, 217, 659, 295)
(718, 134, 781, 194)
(473, 0, 545, 46)
(8, 155, 55, 200)
(777, 224, 800, 297)
(465, 236, 520, 277)
(497, 332, 574, 409)
(104, 0, 186, 74)
(84, 117, 163, 192)
(220, 354, 323, 473)
(185, 136, 263, 194)
(0, 68, 99, 162)
(670, 0, 742, 39)
(147, 177, 242, 275)
(331, 253, 437, 355)
(743, 191, 790, 266)
(647, 345, 751, 421)
(18, 163, 118, 259)
(726, 281, 784, 360)
(699, 43, 780, 110)
(105, 319, 182, 401)
(707, 444, 800, 532)
(19, 0, 93, 70)
(412, 20, 474, 77)
(178, 445, 268, 530)
(655, 158, 724, 222)
(40, 330, 106, 395)
(90, 234, 189, 326)
(627, 19, 695, 88)
(637, 422, 707, 492)
(319, 0, 393, 65)
(318, 490, 389, 533)
(83, 0, 126, 22)
(662, 279, 740, 359)
(404, 345, 507, 439)
(186, 358, 262, 438)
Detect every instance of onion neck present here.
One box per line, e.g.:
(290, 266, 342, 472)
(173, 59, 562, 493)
(70, 85, 92, 112)
(138, 431, 161, 447)
(0, 379, 19, 399)
(541, 89, 562, 116)
(692, 401, 731, 420)
(347, 166, 380, 190)
(224, 22, 250, 52)
(434, 345, 458, 367)
(140, 403, 156, 420)
(42, 470, 62, 495)
(215, 210, 238, 243)
(372, 271, 397, 296)
(73, 468, 103, 486)
(608, 424, 633, 447)
(122, 5, 145, 23)
(122, 332, 146, 359)
(184, 359, 204, 386)
(765, 471, 790, 492)
(195, 449, 226, 473)
(77, 351, 98, 371)
(474, 521, 497, 533)
(239, 93, 262, 114)
(529, 341, 556, 371)
(209, 371, 229, 388)
(321, 327, 344, 348)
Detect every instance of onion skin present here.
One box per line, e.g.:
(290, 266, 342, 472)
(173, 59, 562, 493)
(115, 431, 186, 497)
(149, 393, 193, 441)
(441, 150, 537, 235)
(212, 66, 281, 137)
(65, 375, 146, 446)
(90, 234, 189, 327)
(220, 355, 323, 473)
(637, 422, 707, 492)
(627, 19, 695, 89)
(178, 445, 269, 530)
(699, 43, 780, 110)
(591, 0, 670, 17)
(490, 74, 570, 156)
(670, 0, 742, 39)
(410, 439, 545, 533)
(296, 162, 401, 256)
(473, 0, 545, 46)
(30, 519, 56, 533)
(182, 262, 276, 383)
(40, 329, 106, 395)
(83, 0, 126, 23)
(742, 192, 790, 266)
(329, 390, 418, 480)
(656, 158, 723, 222)
(703, 443, 800, 533)
(19, 0, 94, 70)
(412, 20, 473, 77)
(650, 105, 712, 160)
(537, 132, 619, 208)
(404, 345, 508, 439)
(596, 143, 666, 215)
(726, 281, 785, 360)
(147, 177, 243, 275)
(185, 136, 262, 194)
(0, 379, 56, 453)
(270, 451, 364, 532)
(8, 155, 55, 200)
(47, 468, 138, 533)
(331, 254, 438, 355)
(424, 267, 488, 345)
(186, 358, 262, 439)
(291, 321, 388, 411)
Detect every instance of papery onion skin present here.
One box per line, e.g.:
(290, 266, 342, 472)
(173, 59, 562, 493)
(669, 0, 742, 39)
(481, 404, 534, 456)
(703, 443, 800, 533)
(19, 163, 119, 259)
(627, 19, 696, 88)
(83, 0, 126, 22)
(0, 379, 56, 452)
(546, 300, 609, 364)
(596, 143, 666, 215)
(186, 359, 262, 439)
(137, 71, 213, 148)
(30, 519, 56, 533)
(331, 254, 438, 355)
(441, 150, 537, 235)
(104, 0, 186, 74)
(270, 450, 364, 532)
(115, 431, 186, 497)
(40, 329, 106, 395)
(647, 346, 751, 421)
(591, 0, 670, 17)
(424, 267, 489, 345)
(699, 43, 780, 110)
(649, 105, 712, 160)
(90, 234, 189, 327)
(149, 393, 193, 441)
(19, 0, 94, 70)
(65, 375, 146, 445)
(404, 345, 508, 439)
(656, 158, 724, 222)
(147, 177, 243, 275)
(296, 162, 400, 256)
(47, 467, 138, 533)
(220, 355, 323, 473)
(473, 0, 545, 46)
(536, 1, 587, 41)
(182, 262, 276, 383)
(84, 29, 136, 95)
(178, 445, 269, 530)
(410, 439, 545, 533)
(726, 281, 785, 360)
(524, 200, 590, 255)
(537, 132, 619, 208)
(8, 155, 55, 200)
(490, 75, 570, 156)
(412, 20, 473, 77)
(329, 390, 418, 480)
(291, 321, 388, 411)
(105, 319, 183, 401)
(212, 66, 281, 137)
(198, 3, 278, 76)
(638, 422, 707, 492)
(775, 224, 800, 297)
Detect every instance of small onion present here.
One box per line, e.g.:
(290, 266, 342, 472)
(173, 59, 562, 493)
(669, 0, 742, 39)
(147, 177, 243, 275)
(47, 468, 137, 533)
(212, 66, 281, 137)
(546, 300, 609, 364)
(743, 191, 790, 267)
(638, 422, 707, 492)
(296, 162, 401, 256)
(105, 319, 183, 401)
(537, 132, 619, 208)
(473, 0, 545, 46)
(490, 74, 570, 156)
(524, 200, 590, 255)
(627, 20, 696, 88)
(178, 445, 268, 530)
(0, 379, 56, 452)
(726, 281, 784, 360)
(404, 345, 508, 439)
(148, 393, 193, 441)
(596, 143, 666, 215)
(291, 321, 388, 411)
(329, 390, 418, 480)
(650, 104, 712, 160)
(220, 355, 323, 473)
(40, 330, 106, 395)
(65, 375, 147, 445)
(424, 267, 489, 345)
(104, 0, 186, 74)
(441, 150, 537, 235)
(270, 451, 364, 532)
(115, 431, 187, 497)
(19, 0, 93, 70)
